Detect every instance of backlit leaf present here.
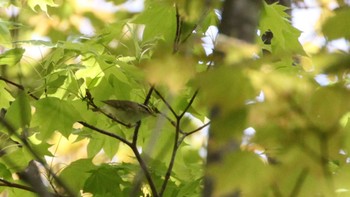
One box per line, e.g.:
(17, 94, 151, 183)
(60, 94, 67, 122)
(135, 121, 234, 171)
(27, 0, 58, 15)
(59, 159, 96, 195)
(133, 2, 176, 43)
(4, 92, 31, 131)
(32, 97, 81, 140)
(0, 48, 25, 66)
(83, 164, 125, 196)
(259, 2, 305, 56)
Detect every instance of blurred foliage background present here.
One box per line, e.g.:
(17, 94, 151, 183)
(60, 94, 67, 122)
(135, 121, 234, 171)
(0, 0, 350, 196)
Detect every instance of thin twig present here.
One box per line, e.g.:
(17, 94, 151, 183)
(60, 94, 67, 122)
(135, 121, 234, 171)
(185, 121, 210, 136)
(83, 90, 132, 128)
(180, 8, 211, 45)
(130, 86, 160, 197)
(289, 168, 309, 197)
(154, 89, 178, 118)
(0, 178, 36, 193)
(131, 146, 159, 197)
(159, 119, 181, 196)
(0, 76, 39, 100)
(173, 4, 182, 53)
(77, 121, 131, 146)
(133, 86, 154, 145)
(271, 183, 283, 197)
(179, 90, 199, 119)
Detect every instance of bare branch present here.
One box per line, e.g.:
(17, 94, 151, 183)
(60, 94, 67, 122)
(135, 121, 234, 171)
(185, 121, 210, 136)
(77, 121, 131, 146)
(154, 89, 178, 118)
(173, 5, 182, 53)
(131, 146, 159, 197)
(0, 178, 36, 193)
(133, 86, 154, 145)
(179, 90, 199, 119)
(159, 119, 181, 196)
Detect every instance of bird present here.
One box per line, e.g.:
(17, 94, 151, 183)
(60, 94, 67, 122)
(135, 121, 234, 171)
(101, 100, 156, 125)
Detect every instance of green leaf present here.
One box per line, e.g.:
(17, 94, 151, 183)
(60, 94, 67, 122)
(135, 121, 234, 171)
(0, 163, 12, 179)
(305, 85, 350, 130)
(0, 48, 25, 66)
(259, 2, 305, 56)
(14, 40, 57, 47)
(32, 97, 81, 140)
(8, 188, 37, 197)
(322, 7, 350, 40)
(177, 178, 202, 197)
(59, 159, 96, 195)
(0, 148, 33, 171)
(133, 2, 176, 43)
(30, 141, 53, 157)
(312, 51, 350, 74)
(87, 135, 104, 158)
(83, 164, 124, 196)
(4, 92, 31, 131)
(27, 0, 58, 15)
(335, 164, 350, 194)
(0, 20, 11, 46)
(0, 81, 14, 108)
(45, 74, 67, 94)
(196, 67, 254, 114)
(208, 151, 271, 196)
(103, 136, 119, 159)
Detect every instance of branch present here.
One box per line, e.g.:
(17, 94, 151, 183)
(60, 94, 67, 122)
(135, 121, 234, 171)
(159, 119, 181, 196)
(0, 76, 39, 100)
(133, 86, 154, 145)
(185, 121, 210, 136)
(129, 86, 161, 197)
(131, 146, 159, 197)
(154, 89, 178, 118)
(77, 121, 131, 146)
(173, 4, 182, 53)
(86, 87, 159, 196)
(0, 178, 36, 193)
(83, 90, 132, 128)
(289, 168, 309, 197)
(180, 8, 210, 44)
(179, 90, 198, 119)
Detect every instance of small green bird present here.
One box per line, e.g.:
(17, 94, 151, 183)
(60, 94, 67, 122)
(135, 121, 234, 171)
(101, 100, 156, 124)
